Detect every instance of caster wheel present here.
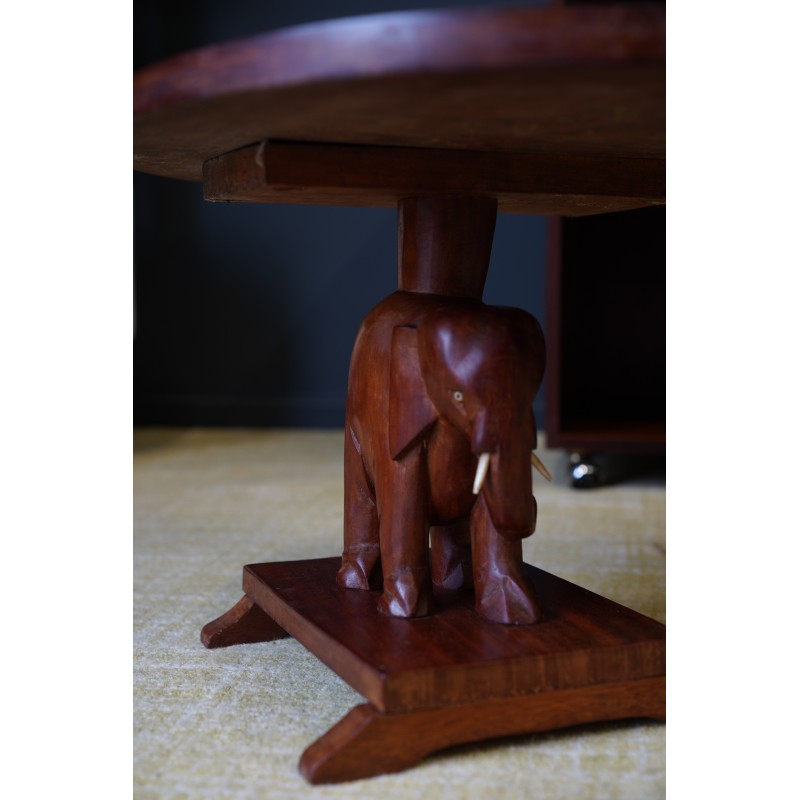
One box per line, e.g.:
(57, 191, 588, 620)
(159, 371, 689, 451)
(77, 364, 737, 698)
(569, 453, 603, 489)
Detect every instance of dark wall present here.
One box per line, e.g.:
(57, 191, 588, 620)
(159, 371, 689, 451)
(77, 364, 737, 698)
(133, 1, 549, 428)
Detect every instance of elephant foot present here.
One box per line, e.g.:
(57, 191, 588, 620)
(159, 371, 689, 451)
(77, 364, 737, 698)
(377, 568, 434, 619)
(431, 555, 472, 591)
(430, 525, 473, 591)
(336, 544, 382, 591)
(475, 573, 542, 625)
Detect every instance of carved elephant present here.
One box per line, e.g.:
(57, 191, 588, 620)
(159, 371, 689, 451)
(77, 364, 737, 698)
(337, 290, 547, 625)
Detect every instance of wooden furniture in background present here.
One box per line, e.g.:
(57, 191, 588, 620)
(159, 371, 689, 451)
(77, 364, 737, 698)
(546, 207, 665, 486)
(134, 4, 666, 784)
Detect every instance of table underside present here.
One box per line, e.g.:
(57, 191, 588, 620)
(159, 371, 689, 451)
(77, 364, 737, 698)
(134, 5, 665, 216)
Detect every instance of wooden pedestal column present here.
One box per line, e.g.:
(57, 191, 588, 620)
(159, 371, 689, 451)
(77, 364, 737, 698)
(396, 194, 496, 297)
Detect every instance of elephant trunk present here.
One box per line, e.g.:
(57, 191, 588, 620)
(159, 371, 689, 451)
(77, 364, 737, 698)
(471, 447, 536, 539)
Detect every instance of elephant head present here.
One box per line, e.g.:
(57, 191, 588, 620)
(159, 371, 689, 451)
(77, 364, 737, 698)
(388, 302, 546, 538)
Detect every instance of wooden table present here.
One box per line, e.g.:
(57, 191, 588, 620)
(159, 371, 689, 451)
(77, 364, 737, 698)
(134, 4, 664, 215)
(134, 3, 665, 784)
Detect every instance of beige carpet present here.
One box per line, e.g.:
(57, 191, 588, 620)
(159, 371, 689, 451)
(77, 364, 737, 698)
(133, 428, 665, 799)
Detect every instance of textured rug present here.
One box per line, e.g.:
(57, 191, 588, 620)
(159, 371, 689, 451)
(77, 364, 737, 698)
(133, 428, 665, 799)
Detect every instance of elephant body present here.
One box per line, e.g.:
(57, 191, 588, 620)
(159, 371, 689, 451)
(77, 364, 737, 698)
(337, 289, 546, 624)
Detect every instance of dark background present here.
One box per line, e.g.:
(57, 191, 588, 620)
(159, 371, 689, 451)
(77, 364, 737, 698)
(133, 0, 551, 428)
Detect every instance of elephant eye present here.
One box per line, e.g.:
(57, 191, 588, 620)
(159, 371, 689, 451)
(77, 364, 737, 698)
(453, 391, 464, 402)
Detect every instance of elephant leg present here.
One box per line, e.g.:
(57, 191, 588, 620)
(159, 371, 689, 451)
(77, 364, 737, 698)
(337, 425, 381, 591)
(376, 447, 434, 618)
(470, 493, 542, 625)
(430, 520, 473, 591)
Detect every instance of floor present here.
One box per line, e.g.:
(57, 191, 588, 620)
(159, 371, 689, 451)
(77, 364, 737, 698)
(133, 427, 665, 799)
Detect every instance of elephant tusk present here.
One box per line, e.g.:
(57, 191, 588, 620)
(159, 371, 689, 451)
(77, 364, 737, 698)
(531, 451, 553, 482)
(472, 452, 491, 495)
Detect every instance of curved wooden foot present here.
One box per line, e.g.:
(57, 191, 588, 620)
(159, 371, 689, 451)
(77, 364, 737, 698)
(201, 595, 289, 649)
(299, 676, 665, 784)
(300, 704, 427, 784)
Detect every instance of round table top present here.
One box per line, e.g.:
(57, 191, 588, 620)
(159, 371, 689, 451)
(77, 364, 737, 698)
(133, 4, 665, 184)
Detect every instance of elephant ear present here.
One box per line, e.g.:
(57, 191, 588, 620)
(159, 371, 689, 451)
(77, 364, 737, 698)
(389, 325, 438, 460)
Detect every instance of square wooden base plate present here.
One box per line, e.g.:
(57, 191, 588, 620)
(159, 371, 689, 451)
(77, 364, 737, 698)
(202, 557, 665, 784)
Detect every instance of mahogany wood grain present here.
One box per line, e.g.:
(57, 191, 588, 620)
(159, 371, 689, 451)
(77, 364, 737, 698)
(134, 5, 665, 184)
(203, 141, 664, 217)
(240, 557, 665, 714)
(197, 556, 666, 782)
(200, 594, 288, 648)
(397, 196, 496, 298)
(299, 676, 665, 784)
(151, 5, 667, 782)
(340, 247, 547, 622)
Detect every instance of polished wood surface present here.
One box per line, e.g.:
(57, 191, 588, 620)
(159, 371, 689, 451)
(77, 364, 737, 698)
(134, 4, 665, 195)
(299, 677, 665, 784)
(204, 141, 665, 216)
(206, 556, 665, 782)
(242, 557, 665, 713)
(396, 196, 496, 297)
(138, 6, 667, 782)
(335, 197, 547, 625)
(201, 594, 288, 649)
(192, 186, 665, 780)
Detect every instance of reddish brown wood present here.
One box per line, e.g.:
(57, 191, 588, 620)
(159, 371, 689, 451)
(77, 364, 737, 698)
(546, 422, 667, 453)
(133, 5, 665, 184)
(142, 6, 668, 783)
(243, 558, 665, 714)
(203, 141, 665, 217)
(231, 556, 665, 783)
(299, 676, 665, 784)
(338, 196, 547, 624)
(397, 196, 497, 297)
(200, 594, 288, 648)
